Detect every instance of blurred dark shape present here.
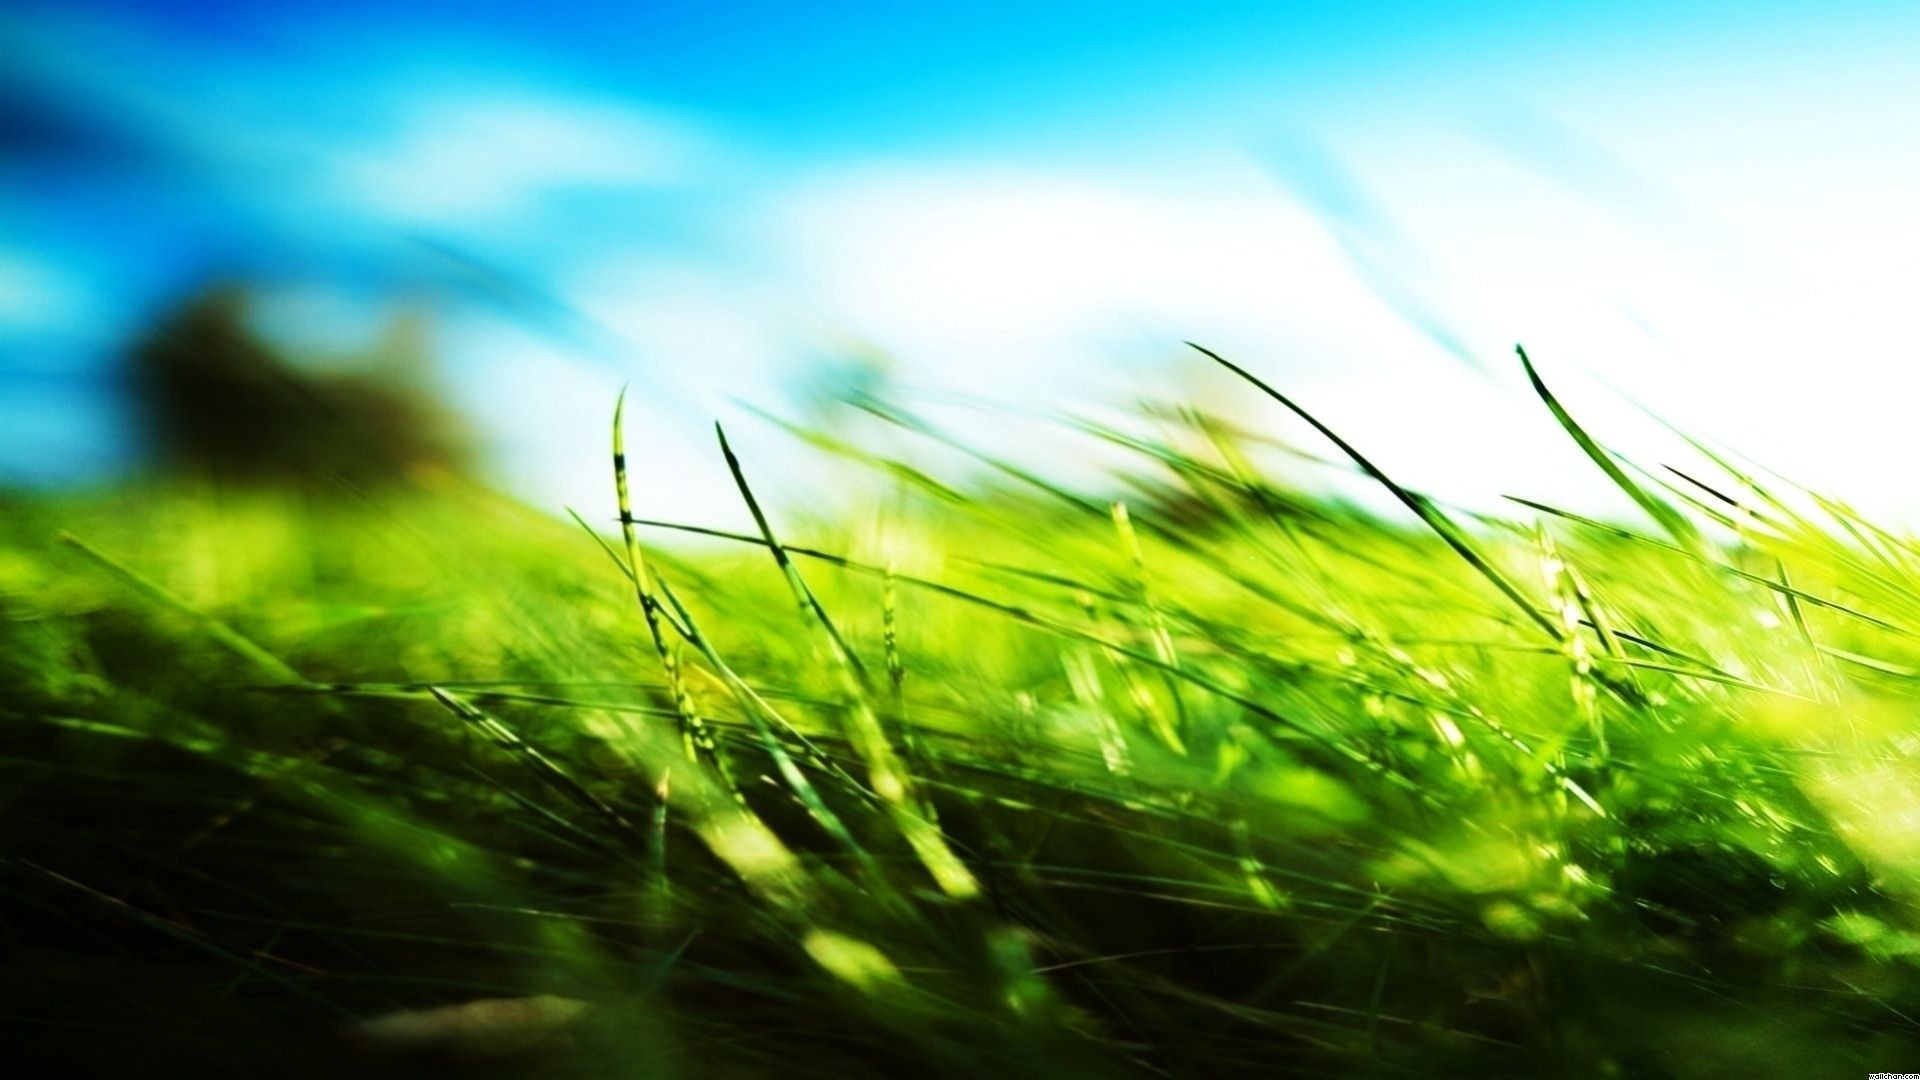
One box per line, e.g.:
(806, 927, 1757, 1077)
(129, 285, 470, 485)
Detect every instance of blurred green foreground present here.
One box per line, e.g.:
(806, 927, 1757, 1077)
(6, 337, 1920, 1078)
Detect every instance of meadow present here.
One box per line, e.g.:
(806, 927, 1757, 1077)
(5, 343, 1920, 1077)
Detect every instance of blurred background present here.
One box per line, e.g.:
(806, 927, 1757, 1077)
(5, 0, 1920, 524)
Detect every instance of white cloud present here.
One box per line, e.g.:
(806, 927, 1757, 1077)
(570, 258, 800, 396)
(750, 160, 1629, 511)
(767, 163, 1399, 381)
(457, 118, 1920, 528)
(338, 90, 707, 225)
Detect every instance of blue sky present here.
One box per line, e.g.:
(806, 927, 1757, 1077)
(6, 2, 1920, 525)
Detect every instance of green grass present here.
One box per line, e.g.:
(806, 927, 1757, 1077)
(6, 346, 1920, 1077)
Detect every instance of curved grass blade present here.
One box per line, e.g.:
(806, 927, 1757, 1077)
(716, 424, 978, 899)
(608, 392, 734, 789)
(1516, 345, 1704, 554)
(1189, 342, 1563, 642)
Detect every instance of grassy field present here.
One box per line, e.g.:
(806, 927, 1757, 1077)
(5, 346, 1920, 1077)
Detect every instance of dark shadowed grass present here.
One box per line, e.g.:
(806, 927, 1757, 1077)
(5, 346, 1920, 1077)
